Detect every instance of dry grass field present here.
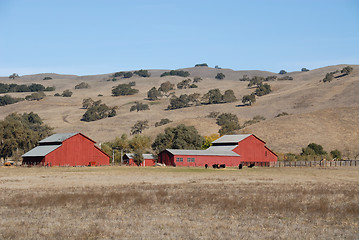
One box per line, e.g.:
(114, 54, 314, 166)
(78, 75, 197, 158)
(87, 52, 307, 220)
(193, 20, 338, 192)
(1, 64, 359, 154)
(0, 166, 358, 239)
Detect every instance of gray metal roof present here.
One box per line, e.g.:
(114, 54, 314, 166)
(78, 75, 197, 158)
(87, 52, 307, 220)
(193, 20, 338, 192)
(124, 153, 154, 159)
(22, 145, 61, 157)
(39, 133, 79, 143)
(211, 134, 252, 144)
(166, 148, 239, 157)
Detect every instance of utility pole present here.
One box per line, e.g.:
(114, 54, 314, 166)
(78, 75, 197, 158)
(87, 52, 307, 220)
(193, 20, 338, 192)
(112, 149, 115, 166)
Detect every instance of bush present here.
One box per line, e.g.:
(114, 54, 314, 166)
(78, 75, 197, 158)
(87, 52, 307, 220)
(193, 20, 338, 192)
(255, 83, 271, 96)
(177, 79, 191, 89)
(61, 90, 73, 97)
(131, 120, 149, 135)
(248, 76, 264, 88)
(43, 77, 52, 80)
(128, 81, 136, 86)
(54, 93, 61, 97)
(323, 73, 334, 83)
(168, 94, 190, 110)
(193, 77, 202, 83)
(112, 84, 139, 96)
(341, 66, 353, 75)
(9, 73, 19, 79)
(207, 111, 220, 118)
(330, 149, 342, 160)
(44, 86, 56, 91)
(123, 72, 133, 78)
(147, 87, 161, 100)
(202, 89, 222, 104)
(75, 82, 90, 89)
(0, 95, 23, 106)
(301, 143, 327, 156)
(25, 92, 46, 101)
(161, 70, 190, 77)
(130, 102, 149, 112)
(265, 76, 277, 81)
(278, 76, 293, 81)
(222, 90, 237, 103)
(189, 84, 198, 88)
(155, 118, 172, 127)
(279, 70, 287, 74)
(134, 69, 150, 77)
(215, 73, 225, 80)
(301, 68, 310, 72)
(242, 93, 256, 106)
(159, 81, 175, 94)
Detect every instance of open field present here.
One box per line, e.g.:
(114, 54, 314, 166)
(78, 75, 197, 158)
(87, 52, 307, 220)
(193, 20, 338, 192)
(0, 166, 358, 239)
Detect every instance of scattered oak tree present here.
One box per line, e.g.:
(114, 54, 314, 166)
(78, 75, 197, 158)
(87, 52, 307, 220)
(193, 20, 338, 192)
(130, 102, 150, 112)
(131, 120, 149, 135)
(215, 72, 225, 80)
(112, 84, 139, 96)
(147, 87, 161, 100)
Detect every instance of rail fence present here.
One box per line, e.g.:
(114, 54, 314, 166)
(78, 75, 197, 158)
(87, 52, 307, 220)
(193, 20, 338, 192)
(274, 160, 359, 167)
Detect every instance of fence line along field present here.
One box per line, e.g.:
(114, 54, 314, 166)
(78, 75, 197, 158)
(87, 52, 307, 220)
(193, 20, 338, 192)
(0, 166, 358, 239)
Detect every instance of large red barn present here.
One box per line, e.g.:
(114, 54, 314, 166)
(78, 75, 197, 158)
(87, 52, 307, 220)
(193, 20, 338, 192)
(158, 134, 277, 167)
(22, 133, 110, 166)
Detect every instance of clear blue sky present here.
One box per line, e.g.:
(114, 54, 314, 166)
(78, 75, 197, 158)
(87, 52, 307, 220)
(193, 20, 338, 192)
(0, 0, 358, 76)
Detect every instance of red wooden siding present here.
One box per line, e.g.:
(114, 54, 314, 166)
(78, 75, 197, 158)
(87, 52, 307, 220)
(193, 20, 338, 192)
(127, 158, 155, 167)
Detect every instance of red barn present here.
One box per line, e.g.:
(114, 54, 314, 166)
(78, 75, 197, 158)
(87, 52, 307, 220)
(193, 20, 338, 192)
(123, 153, 155, 167)
(158, 134, 277, 167)
(22, 133, 110, 166)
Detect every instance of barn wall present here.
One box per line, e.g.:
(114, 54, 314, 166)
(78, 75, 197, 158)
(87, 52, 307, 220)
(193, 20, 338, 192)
(158, 151, 174, 166)
(233, 135, 277, 165)
(44, 134, 109, 166)
(169, 154, 241, 167)
(127, 158, 155, 167)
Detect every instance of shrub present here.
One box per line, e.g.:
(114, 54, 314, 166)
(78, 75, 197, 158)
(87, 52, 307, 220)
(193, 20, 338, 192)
(301, 143, 327, 156)
(202, 89, 222, 104)
(168, 94, 190, 110)
(0, 95, 23, 106)
(265, 76, 277, 81)
(301, 68, 310, 72)
(255, 83, 271, 96)
(239, 75, 250, 81)
(155, 118, 172, 127)
(207, 111, 220, 118)
(177, 79, 191, 89)
(123, 72, 133, 78)
(341, 66, 353, 75)
(75, 82, 90, 89)
(43, 77, 52, 80)
(161, 70, 190, 77)
(278, 76, 293, 81)
(323, 73, 334, 83)
(54, 93, 61, 96)
(193, 77, 202, 83)
(130, 102, 150, 112)
(44, 86, 56, 91)
(112, 84, 139, 96)
(222, 89, 237, 103)
(111, 72, 125, 78)
(248, 76, 264, 88)
(330, 149, 342, 160)
(279, 70, 287, 74)
(275, 112, 289, 117)
(215, 73, 225, 80)
(189, 84, 198, 88)
(134, 69, 150, 77)
(25, 92, 46, 101)
(242, 93, 256, 106)
(9, 73, 19, 79)
(147, 87, 161, 100)
(61, 90, 73, 97)
(128, 81, 136, 86)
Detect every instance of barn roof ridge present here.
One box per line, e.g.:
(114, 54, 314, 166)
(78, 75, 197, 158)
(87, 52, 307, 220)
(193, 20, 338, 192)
(39, 132, 79, 143)
(211, 134, 252, 144)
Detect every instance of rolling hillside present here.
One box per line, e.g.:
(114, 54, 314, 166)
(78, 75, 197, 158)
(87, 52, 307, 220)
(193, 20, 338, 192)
(1, 64, 358, 155)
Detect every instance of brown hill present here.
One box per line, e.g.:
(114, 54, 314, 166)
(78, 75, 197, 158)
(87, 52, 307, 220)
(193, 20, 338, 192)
(1, 65, 358, 155)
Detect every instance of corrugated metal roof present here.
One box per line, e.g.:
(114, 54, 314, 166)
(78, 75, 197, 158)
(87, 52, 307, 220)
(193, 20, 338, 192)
(39, 133, 79, 143)
(211, 134, 252, 144)
(166, 149, 239, 157)
(22, 145, 61, 157)
(124, 153, 154, 159)
(205, 145, 238, 153)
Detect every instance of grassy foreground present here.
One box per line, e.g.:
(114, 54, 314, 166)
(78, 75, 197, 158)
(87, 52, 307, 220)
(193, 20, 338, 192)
(0, 166, 358, 239)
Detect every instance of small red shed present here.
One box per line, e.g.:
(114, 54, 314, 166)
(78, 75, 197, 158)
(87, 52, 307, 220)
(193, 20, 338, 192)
(123, 153, 155, 167)
(158, 134, 277, 167)
(22, 133, 110, 166)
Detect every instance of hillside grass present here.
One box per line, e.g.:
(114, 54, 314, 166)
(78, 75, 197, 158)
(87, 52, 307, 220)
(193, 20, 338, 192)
(0, 166, 358, 239)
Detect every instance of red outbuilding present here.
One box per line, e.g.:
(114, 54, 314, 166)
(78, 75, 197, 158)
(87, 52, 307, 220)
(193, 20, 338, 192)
(22, 133, 110, 166)
(123, 153, 155, 167)
(158, 134, 277, 167)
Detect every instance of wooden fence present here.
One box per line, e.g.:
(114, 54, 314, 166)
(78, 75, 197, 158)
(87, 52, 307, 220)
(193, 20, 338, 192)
(274, 160, 359, 167)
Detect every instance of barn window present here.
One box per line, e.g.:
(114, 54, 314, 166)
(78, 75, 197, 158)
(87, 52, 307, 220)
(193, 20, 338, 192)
(176, 157, 183, 162)
(187, 157, 195, 162)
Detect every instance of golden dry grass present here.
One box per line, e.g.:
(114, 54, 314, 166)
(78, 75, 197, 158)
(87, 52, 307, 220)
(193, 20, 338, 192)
(0, 166, 358, 239)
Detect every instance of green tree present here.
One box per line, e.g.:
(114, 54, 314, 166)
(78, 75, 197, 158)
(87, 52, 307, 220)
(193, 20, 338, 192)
(131, 120, 149, 135)
(81, 100, 117, 122)
(202, 89, 222, 104)
(248, 76, 264, 88)
(158, 81, 175, 97)
(323, 73, 334, 82)
(0, 95, 23, 106)
(177, 79, 191, 89)
(147, 87, 161, 100)
(330, 149, 342, 160)
(279, 70, 287, 74)
(301, 68, 309, 72)
(216, 113, 240, 135)
(195, 63, 208, 67)
(160, 70, 190, 77)
(167, 94, 190, 110)
(155, 118, 172, 127)
(255, 83, 271, 96)
(215, 72, 225, 80)
(130, 102, 150, 112)
(193, 77, 202, 83)
(152, 124, 204, 153)
(222, 90, 237, 103)
(242, 93, 256, 106)
(25, 92, 46, 101)
(123, 72, 133, 78)
(61, 90, 73, 97)
(75, 82, 90, 89)
(82, 98, 94, 109)
(112, 84, 139, 96)
(134, 69, 151, 77)
(43, 77, 52, 80)
(301, 143, 327, 156)
(341, 66, 353, 75)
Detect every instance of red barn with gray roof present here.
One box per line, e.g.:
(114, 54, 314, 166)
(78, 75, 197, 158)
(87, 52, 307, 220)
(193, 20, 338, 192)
(158, 134, 277, 167)
(22, 133, 110, 166)
(123, 153, 155, 167)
